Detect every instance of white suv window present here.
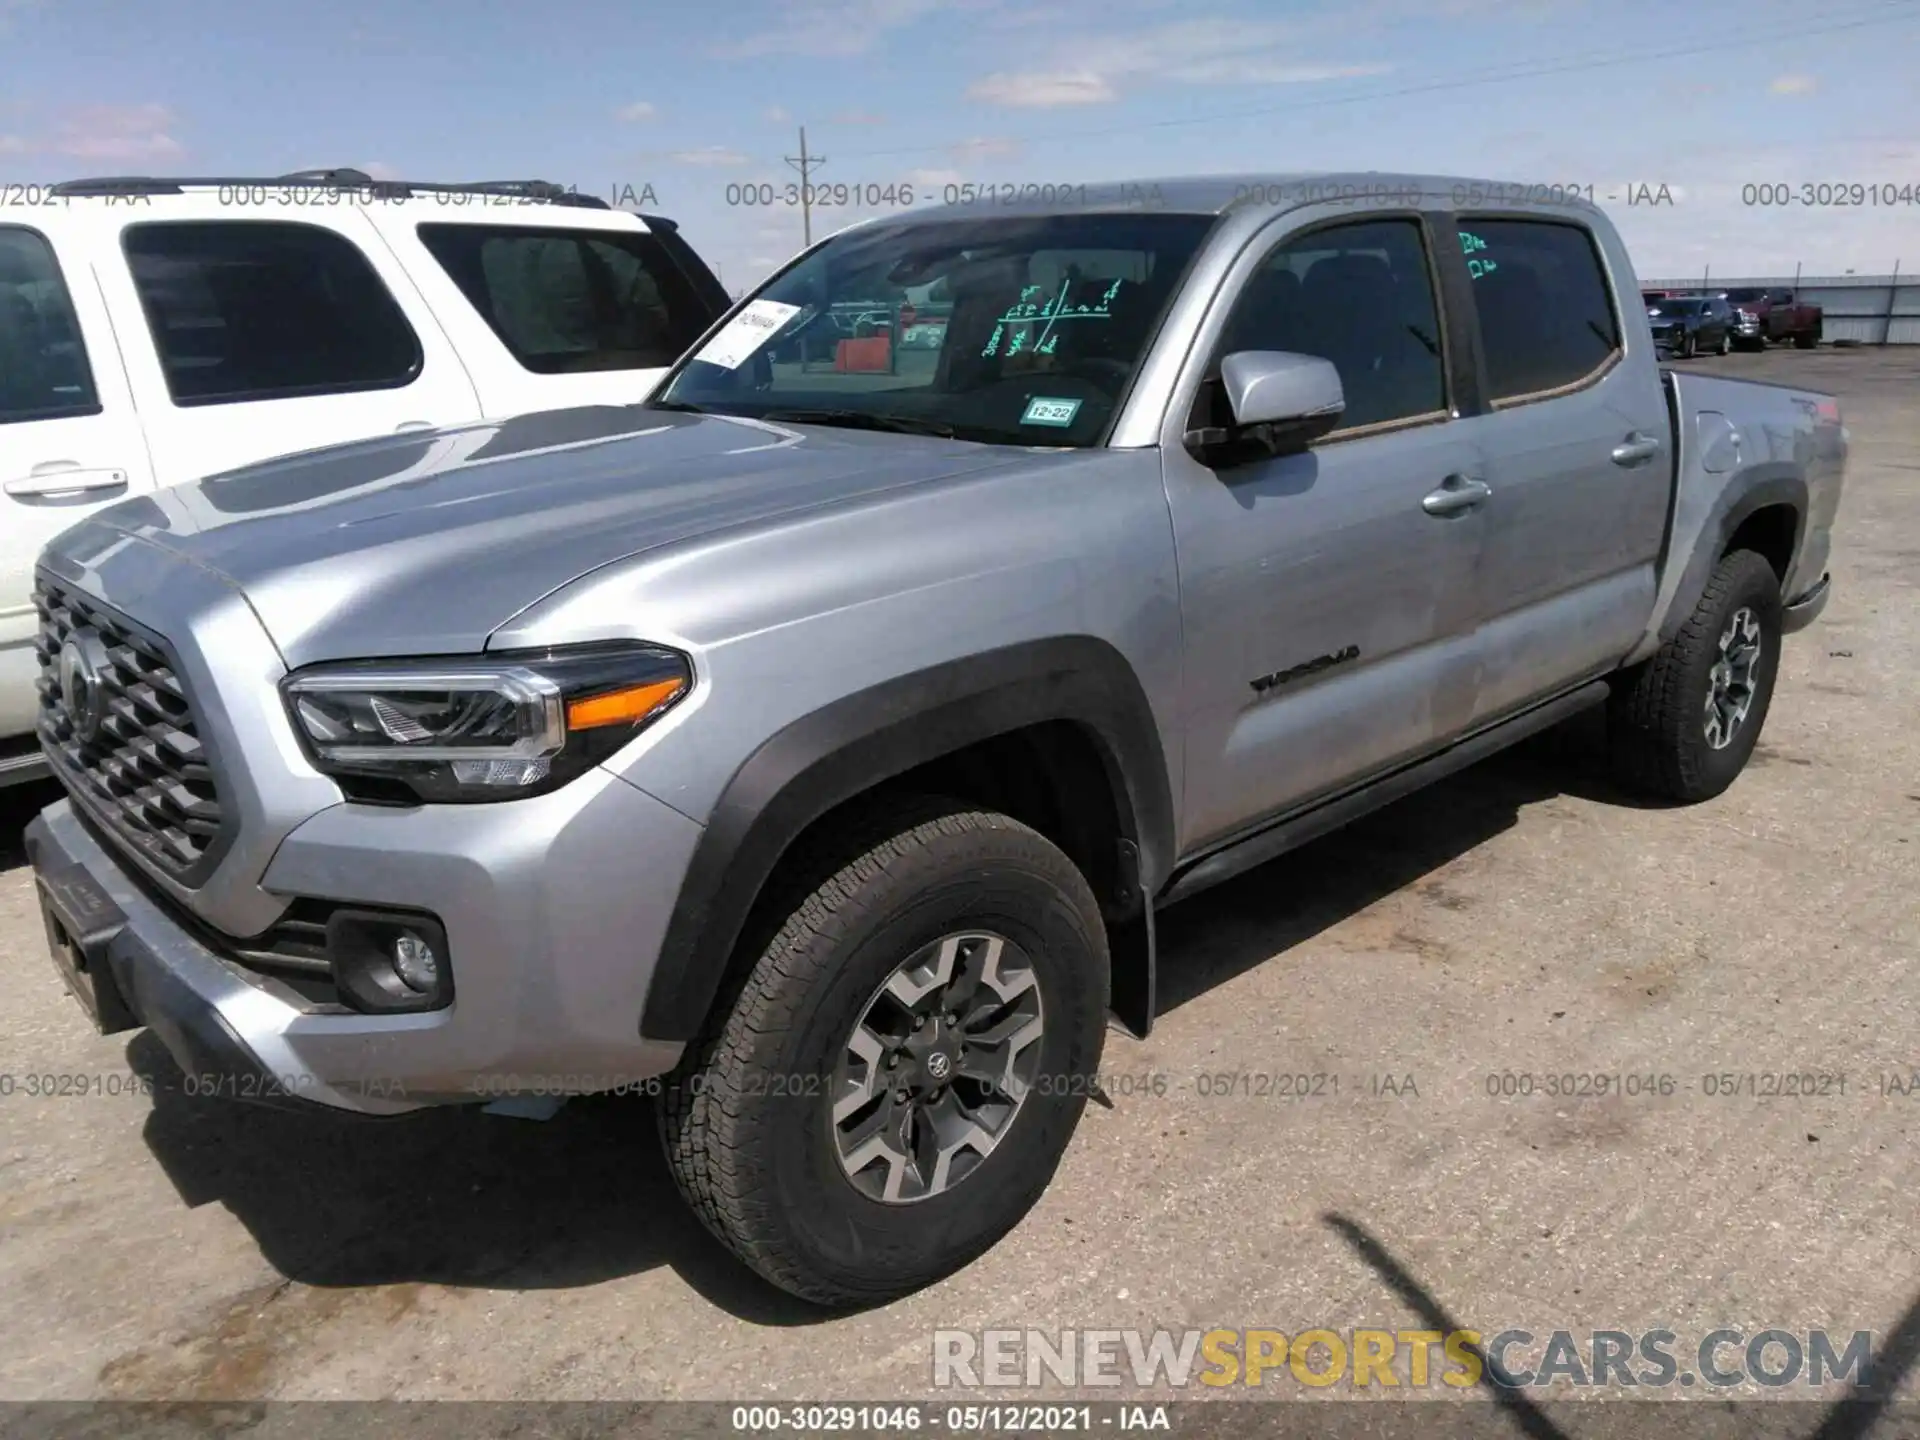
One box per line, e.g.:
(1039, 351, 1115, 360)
(122, 221, 424, 406)
(0, 226, 101, 425)
(414, 224, 711, 374)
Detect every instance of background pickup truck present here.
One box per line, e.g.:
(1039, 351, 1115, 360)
(1720, 285, 1824, 349)
(24, 172, 1843, 1309)
(0, 171, 730, 786)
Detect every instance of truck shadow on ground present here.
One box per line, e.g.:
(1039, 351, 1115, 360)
(122, 709, 1646, 1325)
(1151, 703, 1652, 1017)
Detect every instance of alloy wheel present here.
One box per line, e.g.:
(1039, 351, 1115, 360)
(1704, 607, 1764, 749)
(830, 931, 1045, 1204)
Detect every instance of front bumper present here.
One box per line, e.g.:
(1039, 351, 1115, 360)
(26, 769, 704, 1115)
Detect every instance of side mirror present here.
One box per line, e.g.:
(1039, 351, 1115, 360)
(1185, 351, 1345, 465)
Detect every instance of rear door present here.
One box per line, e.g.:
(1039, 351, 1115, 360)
(0, 215, 159, 745)
(379, 210, 730, 414)
(92, 201, 485, 486)
(1445, 212, 1671, 725)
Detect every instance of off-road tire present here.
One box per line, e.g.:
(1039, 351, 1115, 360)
(659, 798, 1108, 1307)
(1794, 328, 1819, 349)
(1607, 548, 1782, 802)
(1716, 331, 1730, 356)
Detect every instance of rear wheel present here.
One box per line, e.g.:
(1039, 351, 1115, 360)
(1794, 328, 1819, 349)
(1607, 549, 1782, 803)
(1679, 331, 1696, 359)
(1716, 330, 1730, 356)
(659, 800, 1109, 1306)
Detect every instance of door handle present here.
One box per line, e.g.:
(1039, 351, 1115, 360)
(1611, 432, 1661, 466)
(393, 420, 435, 433)
(1421, 475, 1492, 516)
(4, 467, 130, 498)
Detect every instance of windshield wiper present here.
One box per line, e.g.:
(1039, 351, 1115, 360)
(757, 408, 957, 439)
(646, 398, 708, 414)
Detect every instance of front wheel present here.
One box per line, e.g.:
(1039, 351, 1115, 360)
(1716, 331, 1730, 356)
(659, 800, 1109, 1306)
(1607, 548, 1782, 802)
(1679, 331, 1696, 359)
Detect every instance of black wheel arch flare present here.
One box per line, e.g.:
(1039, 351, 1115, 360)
(639, 637, 1176, 1042)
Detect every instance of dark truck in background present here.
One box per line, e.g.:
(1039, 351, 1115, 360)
(1720, 286, 1823, 350)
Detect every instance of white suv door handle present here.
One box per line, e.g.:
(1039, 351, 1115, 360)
(394, 420, 435, 433)
(4, 467, 130, 498)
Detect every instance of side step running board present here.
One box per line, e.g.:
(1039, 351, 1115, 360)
(1158, 679, 1612, 909)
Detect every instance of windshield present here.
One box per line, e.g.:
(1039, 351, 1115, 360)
(1653, 299, 1704, 313)
(653, 212, 1218, 446)
(1724, 288, 1764, 302)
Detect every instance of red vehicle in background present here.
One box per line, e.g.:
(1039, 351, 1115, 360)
(1718, 286, 1824, 350)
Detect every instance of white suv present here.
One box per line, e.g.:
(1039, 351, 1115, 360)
(0, 170, 733, 783)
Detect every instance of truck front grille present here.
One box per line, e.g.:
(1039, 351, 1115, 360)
(31, 577, 229, 882)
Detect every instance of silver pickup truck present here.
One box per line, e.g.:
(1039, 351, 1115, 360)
(23, 173, 1843, 1307)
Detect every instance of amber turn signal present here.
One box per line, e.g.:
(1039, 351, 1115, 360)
(566, 678, 688, 731)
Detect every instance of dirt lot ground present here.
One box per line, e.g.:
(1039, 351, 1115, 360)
(0, 345, 1915, 1413)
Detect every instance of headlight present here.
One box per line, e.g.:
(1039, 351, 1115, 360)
(282, 643, 691, 803)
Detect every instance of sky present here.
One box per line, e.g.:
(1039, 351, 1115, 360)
(2, 0, 1917, 291)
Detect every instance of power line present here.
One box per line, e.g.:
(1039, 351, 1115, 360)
(827, 1, 1920, 163)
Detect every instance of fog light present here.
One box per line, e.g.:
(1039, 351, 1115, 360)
(392, 929, 439, 991)
(325, 908, 453, 1013)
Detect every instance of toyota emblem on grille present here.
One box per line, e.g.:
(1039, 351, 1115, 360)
(57, 634, 110, 744)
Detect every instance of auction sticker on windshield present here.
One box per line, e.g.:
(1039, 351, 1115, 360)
(1021, 397, 1082, 428)
(694, 300, 803, 369)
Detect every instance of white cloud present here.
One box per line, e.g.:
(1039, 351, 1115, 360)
(716, 0, 942, 57)
(358, 160, 402, 181)
(0, 133, 27, 154)
(948, 135, 1022, 164)
(1769, 74, 1817, 97)
(748, 255, 780, 267)
(667, 146, 751, 166)
(47, 104, 183, 161)
(1165, 60, 1393, 84)
(830, 109, 887, 125)
(615, 101, 658, 122)
(967, 70, 1116, 107)
(966, 19, 1392, 106)
(765, 106, 793, 123)
(906, 166, 965, 188)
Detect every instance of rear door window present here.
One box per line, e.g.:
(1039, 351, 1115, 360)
(1457, 218, 1620, 402)
(122, 221, 424, 405)
(415, 225, 714, 373)
(0, 226, 102, 424)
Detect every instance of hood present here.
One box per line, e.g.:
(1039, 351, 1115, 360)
(85, 405, 1025, 665)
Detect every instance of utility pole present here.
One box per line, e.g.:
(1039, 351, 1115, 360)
(784, 126, 825, 248)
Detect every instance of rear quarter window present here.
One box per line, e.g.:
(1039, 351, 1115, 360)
(416, 224, 714, 374)
(1457, 217, 1621, 403)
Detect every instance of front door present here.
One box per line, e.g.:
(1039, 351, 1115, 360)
(1160, 211, 1486, 857)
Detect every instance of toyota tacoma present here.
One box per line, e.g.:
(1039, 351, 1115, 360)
(24, 174, 1844, 1306)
